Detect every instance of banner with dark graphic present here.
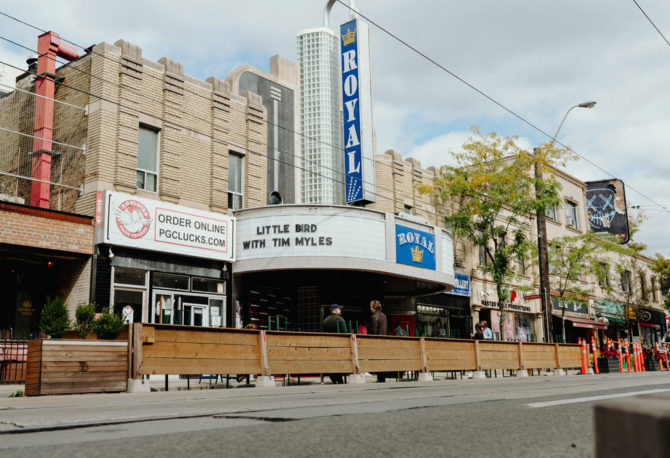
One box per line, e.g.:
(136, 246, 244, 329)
(585, 179, 630, 243)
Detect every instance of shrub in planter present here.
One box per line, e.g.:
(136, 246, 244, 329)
(75, 304, 96, 338)
(39, 296, 70, 338)
(93, 309, 124, 340)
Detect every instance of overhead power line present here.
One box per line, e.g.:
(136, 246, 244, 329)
(632, 0, 670, 49)
(335, 0, 670, 215)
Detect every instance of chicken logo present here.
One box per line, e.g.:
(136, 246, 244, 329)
(114, 199, 152, 239)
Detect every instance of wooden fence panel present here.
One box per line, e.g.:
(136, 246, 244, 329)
(522, 343, 557, 369)
(139, 325, 260, 376)
(479, 342, 520, 370)
(357, 336, 422, 372)
(558, 345, 582, 368)
(266, 332, 351, 374)
(424, 339, 477, 371)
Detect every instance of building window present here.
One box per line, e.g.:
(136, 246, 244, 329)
(228, 152, 244, 210)
(639, 274, 646, 297)
(651, 277, 657, 301)
(518, 254, 526, 275)
(565, 201, 578, 229)
(621, 269, 632, 293)
(598, 262, 610, 287)
(545, 206, 557, 221)
(137, 126, 159, 192)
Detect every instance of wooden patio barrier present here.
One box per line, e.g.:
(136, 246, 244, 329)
(130, 324, 581, 379)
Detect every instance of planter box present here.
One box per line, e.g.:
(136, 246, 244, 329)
(25, 340, 128, 396)
(596, 357, 621, 373)
(644, 359, 661, 371)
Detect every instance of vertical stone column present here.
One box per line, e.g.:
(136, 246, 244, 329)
(157, 57, 183, 203)
(206, 77, 231, 213)
(242, 92, 267, 208)
(113, 40, 143, 193)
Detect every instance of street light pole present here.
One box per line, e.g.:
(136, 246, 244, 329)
(536, 101, 596, 343)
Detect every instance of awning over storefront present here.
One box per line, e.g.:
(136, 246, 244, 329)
(554, 314, 607, 330)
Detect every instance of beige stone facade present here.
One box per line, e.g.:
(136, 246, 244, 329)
(371, 149, 665, 342)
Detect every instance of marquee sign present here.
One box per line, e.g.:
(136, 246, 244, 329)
(103, 191, 234, 261)
(395, 224, 436, 270)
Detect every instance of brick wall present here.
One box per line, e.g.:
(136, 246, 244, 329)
(0, 203, 93, 254)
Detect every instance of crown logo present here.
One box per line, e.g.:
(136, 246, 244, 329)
(342, 28, 356, 46)
(411, 246, 424, 263)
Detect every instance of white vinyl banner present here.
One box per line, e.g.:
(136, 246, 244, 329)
(103, 191, 234, 261)
(235, 213, 385, 261)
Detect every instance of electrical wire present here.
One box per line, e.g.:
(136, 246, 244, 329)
(335, 0, 670, 215)
(632, 0, 670, 49)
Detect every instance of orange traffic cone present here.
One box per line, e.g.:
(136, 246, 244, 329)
(641, 343, 646, 372)
(655, 343, 665, 371)
(591, 336, 599, 374)
(624, 340, 631, 372)
(580, 339, 588, 374)
(617, 339, 624, 372)
(663, 342, 670, 369)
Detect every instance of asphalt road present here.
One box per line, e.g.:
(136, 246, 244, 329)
(1, 372, 669, 457)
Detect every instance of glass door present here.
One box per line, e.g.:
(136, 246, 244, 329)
(183, 303, 208, 327)
(153, 293, 174, 324)
(113, 289, 145, 323)
(209, 298, 225, 327)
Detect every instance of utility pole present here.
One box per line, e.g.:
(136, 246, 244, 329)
(536, 101, 596, 343)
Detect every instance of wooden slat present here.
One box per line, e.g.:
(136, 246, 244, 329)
(425, 340, 475, 351)
(25, 340, 42, 396)
(41, 361, 128, 370)
(41, 351, 128, 362)
(269, 360, 353, 374)
(266, 334, 350, 348)
(357, 337, 418, 349)
(359, 359, 422, 372)
(141, 357, 259, 375)
(41, 373, 127, 383)
(143, 342, 259, 360)
(152, 328, 259, 346)
(40, 382, 127, 395)
(357, 347, 420, 360)
(267, 346, 351, 361)
(41, 344, 127, 353)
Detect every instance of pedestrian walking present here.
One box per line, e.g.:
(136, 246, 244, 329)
(323, 304, 346, 384)
(368, 300, 388, 382)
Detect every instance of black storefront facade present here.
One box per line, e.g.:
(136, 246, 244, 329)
(416, 272, 472, 338)
(95, 191, 233, 327)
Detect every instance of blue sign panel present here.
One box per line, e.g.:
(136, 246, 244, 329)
(341, 19, 363, 203)
(448, 273, 470, 296)
(395, 225, 436, 270)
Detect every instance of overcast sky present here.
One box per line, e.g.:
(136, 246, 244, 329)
(1, 0, 669, 257)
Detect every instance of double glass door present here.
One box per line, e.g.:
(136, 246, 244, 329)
(153, 291, 225, 327)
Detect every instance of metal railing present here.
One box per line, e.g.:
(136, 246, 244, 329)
(0, 338, 28, 384)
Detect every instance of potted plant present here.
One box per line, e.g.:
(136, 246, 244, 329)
(642, 347, 662, 371)
(39, 296, 70, 338)
(597, 347, 621, 373)
(74, 303, 96, 338)
(93, 308, 124, 340)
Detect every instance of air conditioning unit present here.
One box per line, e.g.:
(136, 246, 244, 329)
(566, 216, 576, 227)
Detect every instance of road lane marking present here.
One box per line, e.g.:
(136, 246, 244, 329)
(526, 389, 670, 408)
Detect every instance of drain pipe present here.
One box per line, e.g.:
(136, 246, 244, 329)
(31, 31, 78, 208)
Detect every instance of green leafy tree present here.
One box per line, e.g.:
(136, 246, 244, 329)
(39, 296, 70, 338)
(651, 254, 670, 311)
(547, 231, 607, 342)
(420, 128, 572, 340)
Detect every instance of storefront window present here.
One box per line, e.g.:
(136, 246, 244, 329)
(192, 277, 220, 293)
(152, 272, 189, 290)
(114, 267, 147, 286)
(515, 313, 535, 342)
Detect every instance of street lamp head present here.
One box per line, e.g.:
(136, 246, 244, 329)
(578, 101, 596, 109)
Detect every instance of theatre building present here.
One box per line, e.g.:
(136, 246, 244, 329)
(233, 204, 455, 331)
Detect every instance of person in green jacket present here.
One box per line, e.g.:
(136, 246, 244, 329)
(323, 303, 347, 334)
(323, 304, 346, 384)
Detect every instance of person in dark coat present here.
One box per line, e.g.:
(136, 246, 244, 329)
(323, 303, 346, 384)
(368, 300, 388, 382)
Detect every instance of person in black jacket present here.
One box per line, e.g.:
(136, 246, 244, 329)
(369, 300, 388, 382)
(323, 304, 346, 384)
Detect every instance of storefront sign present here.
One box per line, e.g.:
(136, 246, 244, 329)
(103, 191, 234, 261)
(481, 300, 532, 313)
(551, 297, 588, 315)
(236, 213, 385, 261)
(448, 273, 470, 296)
(523, 294, 542, 301)
(341, 19, 363, 203)
(395, 225, 436, 270)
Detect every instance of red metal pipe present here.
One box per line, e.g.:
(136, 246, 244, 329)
(30, 31, 78, 208)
